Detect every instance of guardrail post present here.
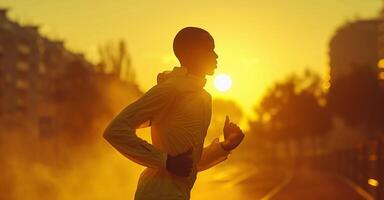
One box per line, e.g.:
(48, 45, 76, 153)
(377, 137, 384, 200)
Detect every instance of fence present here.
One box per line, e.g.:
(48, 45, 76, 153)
(317, 137, 384, 200)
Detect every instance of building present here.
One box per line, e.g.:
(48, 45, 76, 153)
(329, 5, 384, 85)
(0, 8, 96, 135)
(378, 7, 384, 84)
(328, 19, 380, 84)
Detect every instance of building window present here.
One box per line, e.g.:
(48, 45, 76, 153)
(16, 61, 29, 71)
(37, 38, 45, 52)
(38, 62, 46, 74)
(0, 22, 12, 31)
(17, 44, 31, 55)
(15, 79, 29, 89)
(379, 71, 384, 80)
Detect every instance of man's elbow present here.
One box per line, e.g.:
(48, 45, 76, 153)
(103, 130, 109, 140)
(196, 160, 208, 172)
(196, 163, 211, 172)
(103, 126, 115, 142)
(196, 166, 204, 172)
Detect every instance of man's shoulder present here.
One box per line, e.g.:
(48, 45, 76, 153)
(146, 78, 181, 95)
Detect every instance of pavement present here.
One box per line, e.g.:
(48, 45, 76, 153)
(192, 162, 286, 200)
(192, 162, 369, 200)
(268, 166, 368, 200)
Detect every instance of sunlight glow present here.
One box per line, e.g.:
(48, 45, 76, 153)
(378, 59, 384, 69)
(368, 178, 379, 187)
(214, 73, 232, 92)
(379, 72, 384, 80)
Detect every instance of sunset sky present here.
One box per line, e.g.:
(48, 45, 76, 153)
(1, 0, 382, 120)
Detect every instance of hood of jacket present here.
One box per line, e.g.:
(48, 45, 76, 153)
(156, 66, 207, 92)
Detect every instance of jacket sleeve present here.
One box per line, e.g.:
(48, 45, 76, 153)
(197, 138, 231, 172)
(103, 82, 177, 169)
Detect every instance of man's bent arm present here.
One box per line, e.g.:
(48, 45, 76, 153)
(196, 138, 231, 172)
(103, 83, 177, 169)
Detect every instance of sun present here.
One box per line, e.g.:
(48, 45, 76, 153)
(214, 73, 232, 92)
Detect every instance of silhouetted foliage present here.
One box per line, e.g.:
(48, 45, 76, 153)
(249, 70, 332, 142)
(98, 40, 135, 82)
(328, 65, 384, 135)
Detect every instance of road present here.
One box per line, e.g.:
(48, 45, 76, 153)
(192, 162, 368, 200)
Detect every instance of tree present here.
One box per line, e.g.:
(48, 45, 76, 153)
(328, 65, 384, 137)
(248, 70, 332, 158)
(98, 40, 136, 82)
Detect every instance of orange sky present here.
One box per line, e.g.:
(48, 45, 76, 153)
(1, 0, 382, 121)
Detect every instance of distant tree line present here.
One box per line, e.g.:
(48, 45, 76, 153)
(246, 65, 384, 158)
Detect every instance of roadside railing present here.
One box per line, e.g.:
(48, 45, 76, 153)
(317, 137, 384, 200)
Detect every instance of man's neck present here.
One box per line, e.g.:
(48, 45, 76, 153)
(182, 65, 206, 78)
(187, 70, 205, 78)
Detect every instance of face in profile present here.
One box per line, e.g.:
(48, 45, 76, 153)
(190, 38, 218, 76)
(173, 27, 219, 76)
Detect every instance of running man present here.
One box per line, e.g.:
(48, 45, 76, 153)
(103, 27, 245, 200)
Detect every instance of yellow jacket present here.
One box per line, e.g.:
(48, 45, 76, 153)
(103, 66, 231, 200)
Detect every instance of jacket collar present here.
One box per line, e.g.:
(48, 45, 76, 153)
(179, 66, 207, 88)
(157, 66, 207, 89)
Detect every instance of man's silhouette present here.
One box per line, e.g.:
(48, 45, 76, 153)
(103, 27, 245, 200)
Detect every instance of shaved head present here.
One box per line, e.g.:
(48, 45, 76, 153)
(173, 27, 214, 63)
(172, 27, 218, 76)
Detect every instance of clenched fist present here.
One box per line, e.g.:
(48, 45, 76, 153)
(221, 115, 245, 151)
(166, 148, 193, 177)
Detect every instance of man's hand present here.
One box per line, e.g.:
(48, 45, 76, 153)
(222, 115, 245, 151)
(166, 147, 193, 177)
